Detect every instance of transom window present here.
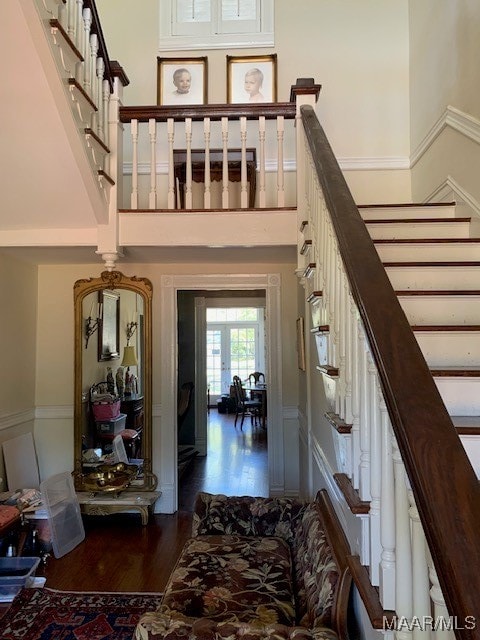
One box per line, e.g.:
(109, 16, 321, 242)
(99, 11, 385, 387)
(159, 0, 274, 51)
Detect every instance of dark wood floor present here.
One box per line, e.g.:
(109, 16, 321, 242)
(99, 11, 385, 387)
(41, 410, 267, 592)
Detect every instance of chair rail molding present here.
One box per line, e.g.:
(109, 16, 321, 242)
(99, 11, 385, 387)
(411, 105, 480, 167)
(0, 409, 36, 432)
(425, 175, 480, 218)
(158, 272, 284, 513)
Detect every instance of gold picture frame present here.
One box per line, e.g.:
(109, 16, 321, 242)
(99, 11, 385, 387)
(226, 53, 277, 104)
(296, 316, 306, 371)
(157, 56, 208, 105)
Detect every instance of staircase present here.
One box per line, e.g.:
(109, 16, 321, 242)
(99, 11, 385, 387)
(359, 202, 480, 476)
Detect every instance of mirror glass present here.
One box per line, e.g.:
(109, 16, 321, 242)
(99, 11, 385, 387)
(73, 271, 156, 491)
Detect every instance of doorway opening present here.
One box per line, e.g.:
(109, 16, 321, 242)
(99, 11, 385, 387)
(177, 292, 267, 502)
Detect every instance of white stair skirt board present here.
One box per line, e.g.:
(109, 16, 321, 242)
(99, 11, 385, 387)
(398, 295, 480, 325)
(414, 331, 480, 367)
(2, 433, 40, 491)
(434, 377, 480, 416)
(385, 265, 480, 290)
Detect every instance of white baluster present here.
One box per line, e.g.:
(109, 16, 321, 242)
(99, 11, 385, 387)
(130, 119, 138, 210)
(408, 490, 432, 640)
(75, 0, 83, 53)
(66, 0, 76, 41)
(426, 550, 455, 640)
(221, 117, 229, 209)
(358, 326, 371, 502)
(96, 56, 104, 138)
(149, 118, 157, 209)
(240, 116, 248, 208)
(368, 354, 381, 586)
(258, 116, 266, 208)
(350, 300, 361, 491)
(379, 405, 396, 609)
(185, 118, 193, 209)
(58, 1, 67, 30)
(89, 33, 98, 105)
(203, 118, 211, 209)
(82, 9, 92, 95)
(393, 438, 413, 640)
(167, 118, 175, 209)
(102, 79, 110, 148)
(277, 115, 285, 206)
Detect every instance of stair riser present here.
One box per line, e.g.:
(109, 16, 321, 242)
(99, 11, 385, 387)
(376, 243, 480, 261)
(399, 296, 480, 324)
(415, 332, 480, 366)
(459, 436, 480, 478)
(361, 206, 456, 220)
(435, 378, 480, 415)
(367, 221, 470, 240)
(385, 266, 480, 289)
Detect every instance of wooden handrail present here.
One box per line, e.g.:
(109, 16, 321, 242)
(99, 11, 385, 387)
(300, 104, 480, 638)
(119, 102, 296, 124)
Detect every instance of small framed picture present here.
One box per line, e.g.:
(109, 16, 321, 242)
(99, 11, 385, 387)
(226, 53, 277, 104)
(98, 290, 120, 362)
(157, 56, 208, 105)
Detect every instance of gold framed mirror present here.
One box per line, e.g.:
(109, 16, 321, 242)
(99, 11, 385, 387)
(73, 271, 156, 492)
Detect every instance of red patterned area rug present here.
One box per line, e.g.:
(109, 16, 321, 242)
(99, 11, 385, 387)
(1, 587, 161, 639)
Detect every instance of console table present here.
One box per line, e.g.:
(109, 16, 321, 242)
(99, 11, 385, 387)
(76, 491, 161, 525)
(173, 148, 257, 208)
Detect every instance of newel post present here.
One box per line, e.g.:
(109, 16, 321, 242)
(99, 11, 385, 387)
(97, 61, 130, 270)
(290, 79, 321, 273)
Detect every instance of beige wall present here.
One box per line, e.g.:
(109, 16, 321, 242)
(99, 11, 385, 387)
(35, 259, 299, 492)
(409, 1, 480, 214)
(97, 0, 411, 204)
(0, 253, 37, 490)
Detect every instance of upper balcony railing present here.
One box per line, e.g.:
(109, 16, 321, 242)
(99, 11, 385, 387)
(118, 102, 299, 211)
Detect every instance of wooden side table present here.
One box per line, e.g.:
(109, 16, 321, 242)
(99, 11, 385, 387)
(173, 148, 257, 208)
(76, 491, 161, 525)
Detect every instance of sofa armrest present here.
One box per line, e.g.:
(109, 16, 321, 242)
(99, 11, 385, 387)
(192, 492, 307, 544)
(135, 613, 339, 640)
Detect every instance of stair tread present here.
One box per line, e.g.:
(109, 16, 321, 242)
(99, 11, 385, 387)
(451, 416, 480, 432)
(365, 217, 470, 224)
(384, 261, 480, 267)
(413, 325, 480, 331)
(358, 202, 456, 209)
(397, 290, 480, 295)
(375, 238, 480, 244)
(430, 366, 480, 377)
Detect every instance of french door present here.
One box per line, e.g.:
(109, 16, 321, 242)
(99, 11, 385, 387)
(207, 323, 260, 403)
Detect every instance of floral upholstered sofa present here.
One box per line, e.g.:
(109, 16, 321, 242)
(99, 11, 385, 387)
(135, 490, 354, 640)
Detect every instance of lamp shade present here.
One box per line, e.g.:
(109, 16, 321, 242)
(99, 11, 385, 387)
(121, 345, 138, 367)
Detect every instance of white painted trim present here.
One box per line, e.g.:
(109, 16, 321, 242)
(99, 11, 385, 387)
(35, 405, 73, 419)
(0, 409, 35, 432)
(424, 175, 480, 218)
(411, 105, 480, 167)
(123, 156, 408, 177)
(158, 272, 284, 514)
(283, 405, 298, 420)
(338, 156, 410, 171)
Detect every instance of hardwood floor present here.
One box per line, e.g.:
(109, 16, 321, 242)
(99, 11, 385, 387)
(41, 410, 267, 592)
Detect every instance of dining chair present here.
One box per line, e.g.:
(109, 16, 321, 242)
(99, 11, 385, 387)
(232, 376, 262, 429)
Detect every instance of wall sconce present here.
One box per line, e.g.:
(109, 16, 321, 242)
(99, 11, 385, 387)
(85, 301, 102, 349)
(126, 320, 138, 345)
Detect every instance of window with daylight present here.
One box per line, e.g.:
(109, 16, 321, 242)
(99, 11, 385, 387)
(159, 0, 274, 51)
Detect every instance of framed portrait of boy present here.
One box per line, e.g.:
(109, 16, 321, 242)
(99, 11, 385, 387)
(157, 56, 208, 105)
(226, 54, 277, 104)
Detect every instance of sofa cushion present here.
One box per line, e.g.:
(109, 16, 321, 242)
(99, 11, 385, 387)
(193, 493, 307, 547)
(293, 504, 339, 628)
(161, 534, 296, 626)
